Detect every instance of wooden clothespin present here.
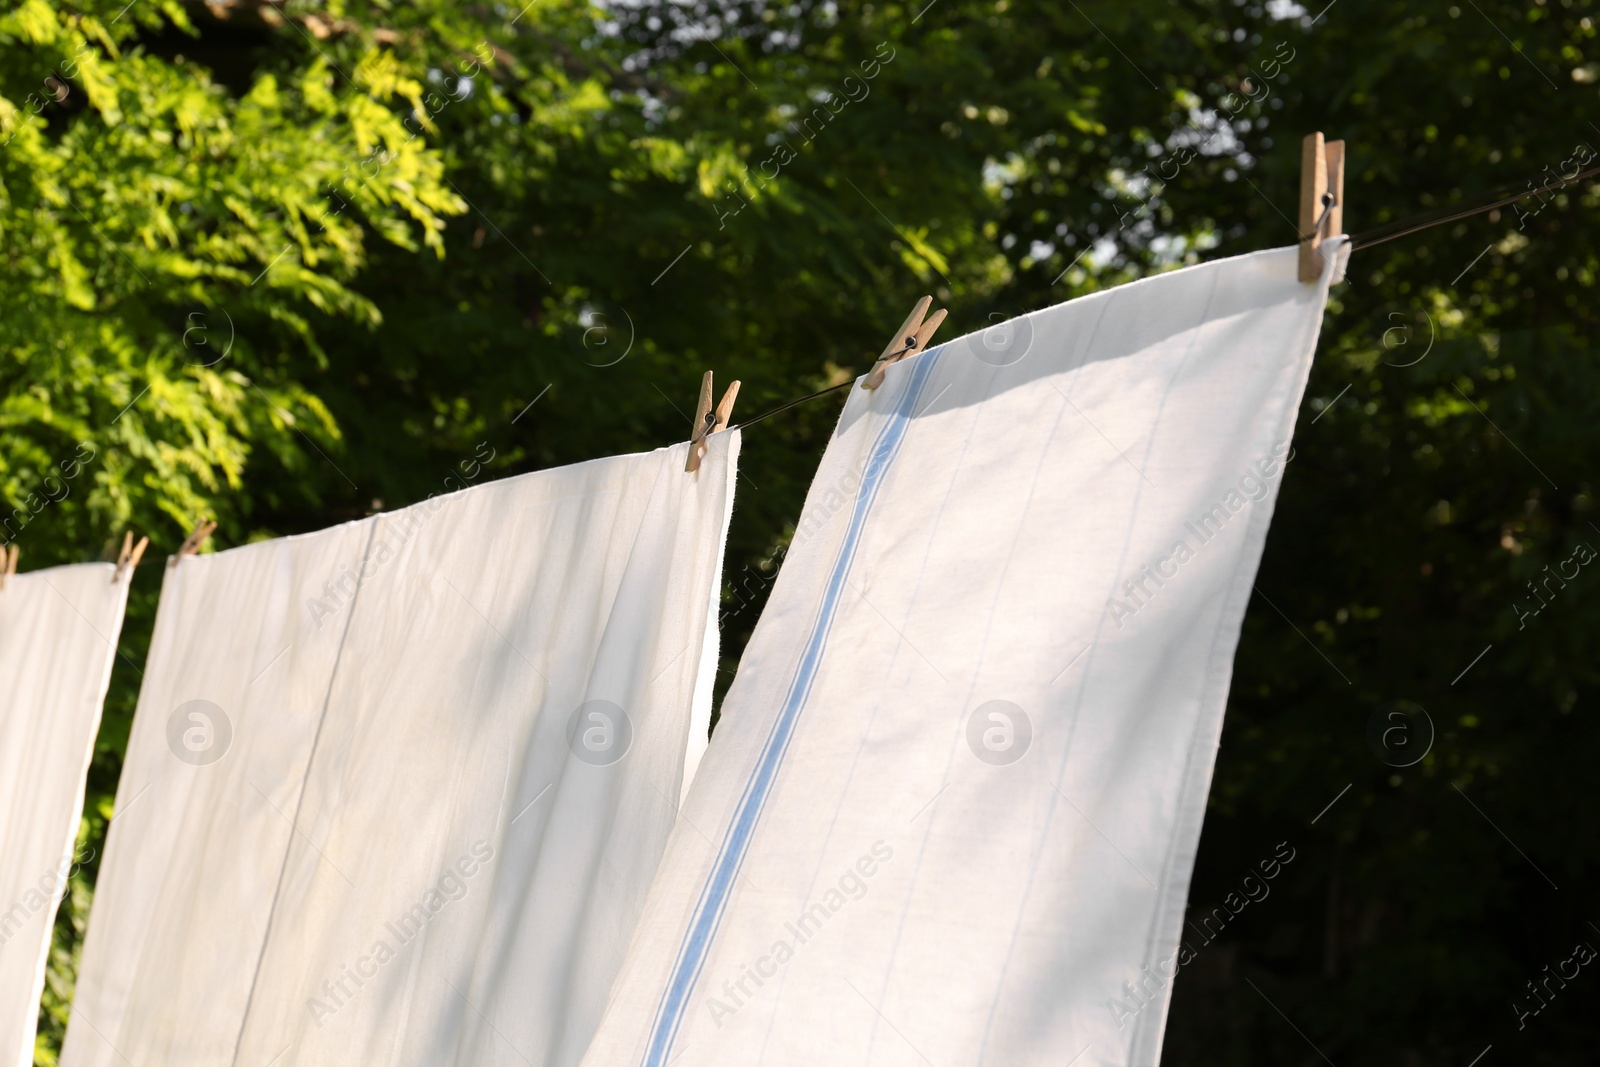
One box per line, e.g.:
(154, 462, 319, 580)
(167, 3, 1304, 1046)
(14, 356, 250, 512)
(1299, 132, 1346, 282)
(113, 531, 150, 583)
(862, 296, 948, 390)
(171, 518, 218, 565)
(0, 544, 17, 591)
(685, 370, 741, 473)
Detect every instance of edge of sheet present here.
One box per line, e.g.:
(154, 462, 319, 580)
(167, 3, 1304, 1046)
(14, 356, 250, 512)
(1129, 237, 1348, 1066)
(166, 441, 696, 567)
(18, 563, 131, 1067)
(680, 430, 742, 805)
(872, 242, 1316, 384)
(2, 560, 121, 582)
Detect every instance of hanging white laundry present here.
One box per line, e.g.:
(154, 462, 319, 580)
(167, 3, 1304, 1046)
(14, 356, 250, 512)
(61, 519, 376, 1067)
(63, 434, 739, 1067)
(578, 243, 1347, 1067)
(0, 563, 131, 1067)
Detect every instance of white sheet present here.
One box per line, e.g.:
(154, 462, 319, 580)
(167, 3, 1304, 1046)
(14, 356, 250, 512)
(0, 563, 130, 1067)
(62, 434, 739, 1067)
(578, 243, 1345, 1067)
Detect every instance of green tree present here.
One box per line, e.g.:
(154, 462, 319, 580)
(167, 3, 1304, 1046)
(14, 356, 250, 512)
(1, 0, 463, 1056)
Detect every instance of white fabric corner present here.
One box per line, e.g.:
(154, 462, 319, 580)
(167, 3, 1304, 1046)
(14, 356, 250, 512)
(1326, 236, 1351, 284)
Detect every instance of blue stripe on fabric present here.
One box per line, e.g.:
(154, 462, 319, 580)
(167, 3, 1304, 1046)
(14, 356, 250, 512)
(639, 351, 943, 1067)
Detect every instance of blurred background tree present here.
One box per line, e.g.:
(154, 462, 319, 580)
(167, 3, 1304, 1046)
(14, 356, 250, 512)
(2, 0, 1595, 1063)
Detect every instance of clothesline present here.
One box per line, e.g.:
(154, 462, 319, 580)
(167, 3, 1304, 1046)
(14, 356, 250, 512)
(727, 162, 1599, 434)
(1348, 160, 1600, 250)
(726, 380, 854, 432)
